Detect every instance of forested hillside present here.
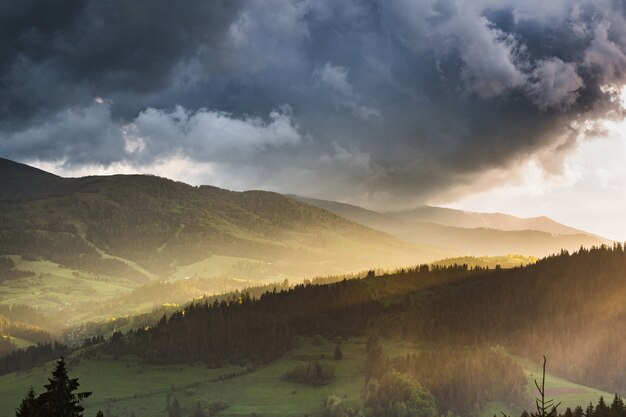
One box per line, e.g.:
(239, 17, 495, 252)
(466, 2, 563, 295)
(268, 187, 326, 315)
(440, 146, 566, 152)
(61, 245, 622, 413)
(0, 158, 445, 303)
(2, 246, 626, 416)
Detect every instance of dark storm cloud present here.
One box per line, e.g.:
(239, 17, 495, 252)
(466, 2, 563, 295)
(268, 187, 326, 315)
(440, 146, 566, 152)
(1, 0, 626, 206)
(0, 0, 244, 128)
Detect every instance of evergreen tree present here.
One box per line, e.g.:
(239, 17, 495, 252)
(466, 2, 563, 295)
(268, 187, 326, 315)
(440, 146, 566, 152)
(37, 357, 92, 417)
(95, 412, 104, 417)
(15, 387, 38, 417)
(168, 398, 182, 417)
(334, 345, 343, 360)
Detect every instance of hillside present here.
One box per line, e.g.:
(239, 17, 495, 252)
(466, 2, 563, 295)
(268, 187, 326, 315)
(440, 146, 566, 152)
(0, 159, 449, 313)
(0, 338, 611, 417)
(0, 157, 72, 201)
(385, 205, 592, 235)
(293, 196, 608, 256)
(95, 245, 626, 393)
(3, 246, 625, 417)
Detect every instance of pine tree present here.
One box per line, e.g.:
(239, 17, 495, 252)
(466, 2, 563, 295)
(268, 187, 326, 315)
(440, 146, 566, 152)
(15, 387, 39, 417)
(334, 345, 343, 360)
(168, 398, 182, 417)
(95, 412, 104, 417)
(37, 357, 92, 417)
(531, 357, 561, 417)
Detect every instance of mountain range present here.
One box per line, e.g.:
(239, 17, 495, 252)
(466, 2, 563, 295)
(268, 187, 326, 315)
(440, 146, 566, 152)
(0, 157, 609, 320)
(292, 196, 608, 257)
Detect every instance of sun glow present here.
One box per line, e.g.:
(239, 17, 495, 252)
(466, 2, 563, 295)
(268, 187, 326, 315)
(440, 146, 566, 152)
(444, 87, 626, 241)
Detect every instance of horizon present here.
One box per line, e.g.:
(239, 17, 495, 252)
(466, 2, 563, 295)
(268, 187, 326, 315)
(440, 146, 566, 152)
(1, 1, 626, 241)
(11, 155, 626, 242)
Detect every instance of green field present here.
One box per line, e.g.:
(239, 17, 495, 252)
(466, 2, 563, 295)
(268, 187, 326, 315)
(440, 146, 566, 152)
(0, 337, 366, 417)
(171, 255, 281, 282)
(0, 338, 612, 417)
(519, 357, 610, 412)
(483, 355, 611, 417)
(7, 336, 35, 350)
(0, 256, 134, 313)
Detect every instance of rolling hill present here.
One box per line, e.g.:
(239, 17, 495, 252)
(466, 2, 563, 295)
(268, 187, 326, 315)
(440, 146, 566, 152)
(0, 158, 451, 319)
(0, 157, 609, 328)
(3, 246, 625, 417)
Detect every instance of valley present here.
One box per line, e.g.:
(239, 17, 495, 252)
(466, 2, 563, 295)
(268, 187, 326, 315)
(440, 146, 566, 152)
(0, 159, 623, 417)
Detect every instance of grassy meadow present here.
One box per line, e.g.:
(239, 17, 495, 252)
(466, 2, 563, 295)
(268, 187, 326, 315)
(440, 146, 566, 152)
(0, 336, 611, 417)
(0, 256, 133, 314)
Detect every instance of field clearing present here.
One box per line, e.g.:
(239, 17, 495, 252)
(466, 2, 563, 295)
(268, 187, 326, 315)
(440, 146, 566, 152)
(519, 356, 611, 412)
(483, 356, 612, 417)
(172, 255, 280, 282)
(8, 336, 35, 349)
(0, 337, 366, 417)
(0, 338, 613, 417)
(0, 256, 134, 314)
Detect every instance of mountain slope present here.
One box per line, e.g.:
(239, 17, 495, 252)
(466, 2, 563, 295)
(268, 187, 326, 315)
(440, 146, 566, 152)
(292, 196, 608, 257)
(385, 205, 591, 236)
(0, 158, 72, 201)
(0, 159, 446, 287)
(59, 246, 626, 417)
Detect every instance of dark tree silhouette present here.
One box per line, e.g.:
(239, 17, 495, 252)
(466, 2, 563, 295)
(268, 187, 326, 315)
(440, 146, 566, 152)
(167, 398, 182, 417)
(334, 345, 343, 360)
(37, 357, 92, 417)
(15, 387, 37, 417)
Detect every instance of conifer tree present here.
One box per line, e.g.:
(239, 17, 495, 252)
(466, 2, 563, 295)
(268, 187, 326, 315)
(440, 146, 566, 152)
(168, 398, 182, 417)
(334, 345, 343, 360)
(15, 387, 38, 417)
(37, 357, 92, 417)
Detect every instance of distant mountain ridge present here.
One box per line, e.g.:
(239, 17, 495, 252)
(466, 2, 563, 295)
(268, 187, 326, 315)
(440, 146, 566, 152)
(291, 196, 609, 257)
(385, 205, 591, 236)
(0, 157, 608, 294)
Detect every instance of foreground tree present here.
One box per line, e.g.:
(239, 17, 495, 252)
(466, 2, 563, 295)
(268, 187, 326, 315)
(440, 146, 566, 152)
(15, 387, 38, 417)
(15, 357, 92, 417)
(38, 357, 92, 416)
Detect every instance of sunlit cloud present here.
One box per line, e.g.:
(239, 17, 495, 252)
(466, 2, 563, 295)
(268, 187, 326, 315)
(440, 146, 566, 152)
(443, 98, 626, 240)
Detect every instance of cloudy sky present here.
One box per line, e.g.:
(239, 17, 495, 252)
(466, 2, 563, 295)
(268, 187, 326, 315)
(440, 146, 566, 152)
(2, 0, 626, 239)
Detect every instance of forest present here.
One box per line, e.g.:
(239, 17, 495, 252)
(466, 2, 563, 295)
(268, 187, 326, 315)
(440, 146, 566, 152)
(88, 245, 626, 393)
(6, 245, 624, 416)
(0, 241, 625, 417)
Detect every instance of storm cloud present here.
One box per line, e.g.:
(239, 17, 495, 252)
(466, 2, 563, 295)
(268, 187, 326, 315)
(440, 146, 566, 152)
(1, 0, 626, 207)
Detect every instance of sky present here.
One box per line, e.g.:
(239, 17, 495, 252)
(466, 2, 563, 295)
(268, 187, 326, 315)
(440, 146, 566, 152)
(2, 0, 626, 239)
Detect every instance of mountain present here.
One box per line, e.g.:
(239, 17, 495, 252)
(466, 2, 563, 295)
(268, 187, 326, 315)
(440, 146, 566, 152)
(0, 157, 71, 200)
(0, 158, 445, 289)
(292, 196, 609, 257)
(385, 205, 592, 236)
